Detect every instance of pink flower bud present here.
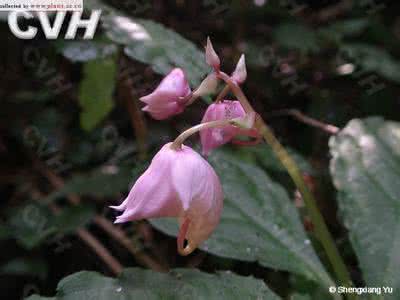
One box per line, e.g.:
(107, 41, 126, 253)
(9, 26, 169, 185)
(111, 143, 223, 256)
(200, 100, 260, 155)
(139, 68, 191, 120)
(205, 37, 221, 71)
(231, 54, 247, 84)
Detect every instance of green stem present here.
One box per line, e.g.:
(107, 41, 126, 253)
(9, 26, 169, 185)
(217, 72, 354, 299)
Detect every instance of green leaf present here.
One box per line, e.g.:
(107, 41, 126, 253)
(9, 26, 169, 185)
(7, 204, 57, 249)
(329, 117, 400, 296)
(51, 205, 95, 234)
(339, 44, 400, 83)
(0, 223, 11, 240)
(79, 57, 117, 131)
(102, 16, 209, 86)
(0, 258, 48, 280)
(57, 41, 117, 62)
(27, 268, 280, 300)
(319, 19, 369, 43)
(44, 166, 138, 202)
(6, 203, 95, 248)
(152, 149, 333, 288)
(273, 23, 319, 53)
(236, 144, 314, 175)
(289, 294, 312, 300)
(84, 1, 210, 86)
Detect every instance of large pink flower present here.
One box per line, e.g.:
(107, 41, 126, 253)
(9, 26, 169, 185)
(111, 143, 223, 255)
(140, 68, 191, 120)
(200, 100, 260, 155)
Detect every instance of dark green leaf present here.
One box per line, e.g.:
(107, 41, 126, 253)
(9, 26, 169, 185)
(329, 117, 400, 296)
(7, 204, 57, 249)
(236, 144, 314, 175)
(319, 19, 369, 43)
(273, 23, 319, 53)
(44, 166, 137, 202)
(289, 294, 312, 300)
(102, 16, 209, 85)
(27, 268, 280, 300)
(0, 258, 48, 280)
(339, 44, 400, 83)
(6, 203, 95, 248)
(51, 205, 95, 234)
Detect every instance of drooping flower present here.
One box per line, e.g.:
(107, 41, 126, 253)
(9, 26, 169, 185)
(200, 100, 260, 155)
(139, 68, 191, 120)
(111, 143, 223, 255)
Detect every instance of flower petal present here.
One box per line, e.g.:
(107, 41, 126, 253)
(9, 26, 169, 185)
(113, 145, 182, 223)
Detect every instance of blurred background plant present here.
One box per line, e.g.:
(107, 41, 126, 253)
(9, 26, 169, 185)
(0, 0, 399, 299)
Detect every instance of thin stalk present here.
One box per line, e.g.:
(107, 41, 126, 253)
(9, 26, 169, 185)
(32, 189, 123, 276)
(215, 84, 230, 102)
(171, 119, 234, 150)
(267, 109, 339, 135)
(217, 72, 354, 295)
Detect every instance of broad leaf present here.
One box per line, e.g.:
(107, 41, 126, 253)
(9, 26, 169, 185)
(79, 57, 117, 131)
(152, 149, 333, 288)
(102, 15, 209, 86)
(27, 268, 280, 300)
(6, 203, 95, 249)
(339, 44, 400, 83)
(57, 41, 117, 62)
(0, 258, 48, 280)
(43, 166, 141, 202)
(236, 144, 314, 175)
(7, 204, 57, 249)
(319, 19, 369, 43)
(52, 205, 95, 234)
(84, 0, 214, 86)
(273, 23, 319, 53)
(329, 117, 400, 297)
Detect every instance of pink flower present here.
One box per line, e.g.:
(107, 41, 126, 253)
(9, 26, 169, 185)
(111, 143, 223, 255)
(140, 68, 191, 120)
(200, 100, 260, 155)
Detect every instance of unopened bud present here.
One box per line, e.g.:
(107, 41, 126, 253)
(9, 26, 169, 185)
(205, 37, 221, 71)
(231, 54, 247, 84)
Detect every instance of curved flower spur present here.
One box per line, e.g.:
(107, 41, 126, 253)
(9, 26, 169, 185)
(112, 37, 259, 256)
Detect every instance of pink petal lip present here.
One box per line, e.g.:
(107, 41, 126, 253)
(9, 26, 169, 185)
(138, 68, 191, 120)
(200, 100, 258, 155)
(110, 143, 223, 255)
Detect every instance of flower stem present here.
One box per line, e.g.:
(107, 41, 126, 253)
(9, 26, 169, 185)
(217, 72, 354, 294)
(171, 119, 233, 150)
(215, 84, 230, 102)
